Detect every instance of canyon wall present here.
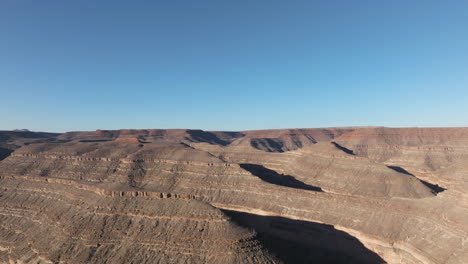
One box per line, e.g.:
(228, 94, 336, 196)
(0, 127, 467, 263)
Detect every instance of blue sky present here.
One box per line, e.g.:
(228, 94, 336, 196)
(1, 0, 467, 132)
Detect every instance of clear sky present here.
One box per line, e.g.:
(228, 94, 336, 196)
(1, 0, 467, 132)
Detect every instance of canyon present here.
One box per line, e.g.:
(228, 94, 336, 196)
(0, 127, 467, 264)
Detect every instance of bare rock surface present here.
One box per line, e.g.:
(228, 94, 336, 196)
(0, 127, 467, 263)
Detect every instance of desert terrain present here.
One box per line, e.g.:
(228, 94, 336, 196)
(0, 127, 467, 264)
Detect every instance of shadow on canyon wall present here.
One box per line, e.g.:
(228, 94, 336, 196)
(331, 142, 355, 155)
(0, 148, 13, 161)
(387, 165, 446, 194)
(222, 209, 386, 264)
(186, 130, 232, 146)
(240, 163, 323, 192)
(250, 138, 285, 152)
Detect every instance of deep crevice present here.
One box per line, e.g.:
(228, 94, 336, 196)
(240, 163, 323, 192)
(222, 209, 386, 264)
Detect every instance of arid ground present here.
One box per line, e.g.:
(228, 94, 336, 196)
(0, 127, 467, 263)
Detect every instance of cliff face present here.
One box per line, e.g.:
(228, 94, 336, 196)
(0, 128, 467, 264)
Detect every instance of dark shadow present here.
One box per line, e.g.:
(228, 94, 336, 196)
(79, 139, 113, 142)
(42, 137, 61, 141)
(331, 142, 355, 155)
(290, 135, 303, 149)
(387, 166, 414, 176)
(21, 138, 71, 146)
(0, 131, 62, 148)
(222, 210, 386, 264)
(0, 131, 60, 141)
(420, 180, 446, 194)
(250, 138, 285, 152)
(210, 131, 245, 142)
(240, 163, 323, 192)
(387, 165, 446, 194)
(0, 147, 14, 161)
(28, 138, 71, 144)
(186, 130, 231, 146)
(303, 133, 318, 144)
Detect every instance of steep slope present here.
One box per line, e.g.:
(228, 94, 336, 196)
(0, 175, 277, 264)
(193, 141, 435, 198)
(275, 142, 436, 198)
(334, 127, 468, 171)
(334, 127, 468, 203)
(234, 128, 355, 152)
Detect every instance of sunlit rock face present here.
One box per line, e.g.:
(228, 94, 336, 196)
(0, 127, 467, 264)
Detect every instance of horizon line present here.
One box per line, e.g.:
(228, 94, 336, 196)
(3, 125, 468, 134)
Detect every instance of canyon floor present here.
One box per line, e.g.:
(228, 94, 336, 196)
(0, 127, 467, 264)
